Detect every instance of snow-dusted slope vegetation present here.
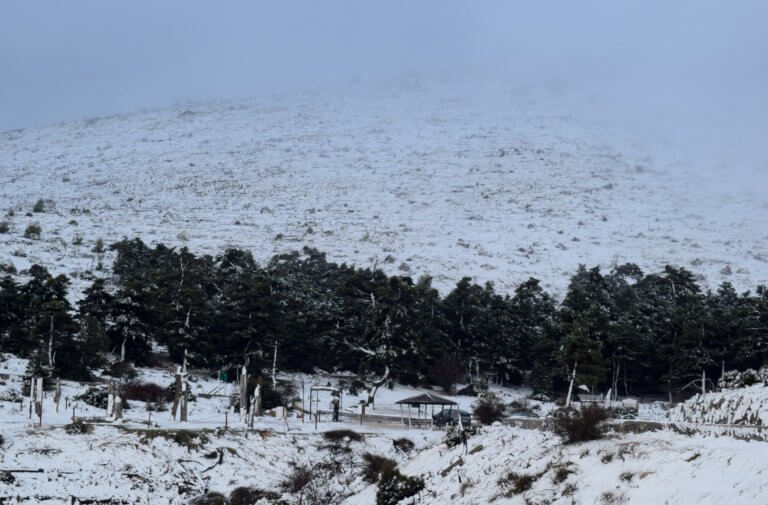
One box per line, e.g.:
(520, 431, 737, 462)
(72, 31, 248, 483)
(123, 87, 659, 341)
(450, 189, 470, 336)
(1, 86, 765, 298)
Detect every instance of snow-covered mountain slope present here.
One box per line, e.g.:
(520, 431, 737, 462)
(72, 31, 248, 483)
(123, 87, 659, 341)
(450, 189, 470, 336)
(1, 85, 766, 297)
(2, 421, 765, 505)
(345, 426, 768, 505)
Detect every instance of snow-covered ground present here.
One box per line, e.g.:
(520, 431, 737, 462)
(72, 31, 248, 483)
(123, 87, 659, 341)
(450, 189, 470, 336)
(4, 354, 768, 504)
(1, 84, 765, 300)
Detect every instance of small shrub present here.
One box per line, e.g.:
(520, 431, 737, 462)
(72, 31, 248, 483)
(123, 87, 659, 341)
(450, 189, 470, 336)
(76, 387, 109, 409)
(473, 392, 507, 425)
(72, 235, 83, 245)
(392, 437, 415, 453)
(141, 429, 209, 450)
(554, 405, 609, 444)
(124, 382, 166, 403)
(104, 361, 137, 379)
(0, 471, 14, 484)
(323, 429, 363, 443)
(498, 472, 538, 496)
(64, 421, 93, 435)
(24, 223, 42, 239)
(376, 468, 425, 505)
(282, 465, 313, 493)
(456, 384, 478, 396)
(362, 453, 398, 483)
(189, 492, 227, 505)
(444, 425, 478, 448)
(92, 238, 105, 253)
(0, 221, 9, 234)
(229, 487, 281, 505)
(552, 464, 575, 484)
(32, 199, 45, 213)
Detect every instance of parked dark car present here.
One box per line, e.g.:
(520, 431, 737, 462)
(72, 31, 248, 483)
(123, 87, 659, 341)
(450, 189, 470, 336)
(432, 408, 472, 426)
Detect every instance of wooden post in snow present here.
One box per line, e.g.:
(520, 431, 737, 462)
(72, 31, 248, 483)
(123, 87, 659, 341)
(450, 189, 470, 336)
(171, 367, 182, 420)
(54, 378, 61, 413)
(28, 376, 35, 419)
(179, 379, 188, 423)
(107, 380, 115, 417)
(35, 377, 43, 426)
(114, 393, 123, 420)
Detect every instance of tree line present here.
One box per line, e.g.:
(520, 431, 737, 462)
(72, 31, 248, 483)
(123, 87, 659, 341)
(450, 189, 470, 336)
(1, 238, 766, 401)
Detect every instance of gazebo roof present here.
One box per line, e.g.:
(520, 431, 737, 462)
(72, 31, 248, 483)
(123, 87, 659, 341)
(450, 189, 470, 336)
(395, 392, 457, 406)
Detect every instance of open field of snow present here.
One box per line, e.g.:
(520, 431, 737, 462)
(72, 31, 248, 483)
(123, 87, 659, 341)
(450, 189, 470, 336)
(1, 85, 766, 299)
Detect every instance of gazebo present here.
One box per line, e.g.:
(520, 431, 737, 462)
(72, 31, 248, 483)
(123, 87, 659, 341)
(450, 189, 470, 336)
(395, 392, 457, 428)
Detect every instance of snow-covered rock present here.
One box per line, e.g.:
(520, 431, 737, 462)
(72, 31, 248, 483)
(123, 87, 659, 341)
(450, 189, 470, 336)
(668, 385, 768, 426)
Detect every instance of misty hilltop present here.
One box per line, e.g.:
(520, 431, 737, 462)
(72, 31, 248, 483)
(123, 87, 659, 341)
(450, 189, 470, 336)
(0, 85, 765, 297)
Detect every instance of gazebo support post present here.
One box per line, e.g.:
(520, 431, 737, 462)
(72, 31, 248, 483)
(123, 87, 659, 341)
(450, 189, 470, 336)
(400, 404, 404, 427)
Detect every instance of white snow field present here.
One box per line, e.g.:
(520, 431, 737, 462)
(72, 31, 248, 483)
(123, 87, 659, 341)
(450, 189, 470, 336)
(1, 84, 766, 299)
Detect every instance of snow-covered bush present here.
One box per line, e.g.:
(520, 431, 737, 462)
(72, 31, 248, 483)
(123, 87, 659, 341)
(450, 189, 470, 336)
(719, 367, 768, 390)
(189, 492, 227, 505)
(473, 391, 507, 424)
(23, 223, 41, 239)
(362, 453, 398, 483)
(64, 421, 93, 435)
(76, 387, 109, 409)
(554, 405, 608, 444)
(376, 468, 424, 505)
(392, 438, 414, 453)
(228, 487, 281, 505)
(282, 465, 313, 493)
(444, 425, 478, 448)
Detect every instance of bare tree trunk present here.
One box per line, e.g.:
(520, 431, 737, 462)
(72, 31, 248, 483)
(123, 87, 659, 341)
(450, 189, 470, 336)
(120, 337, 127, 363)
(239, 365, 248, 423)
(701, 369, 707, 395)
(48, 315, 55, 368)
(271, 344, 278, 388)
(565, 361, 578, 408)
(365, 366, 390, 410)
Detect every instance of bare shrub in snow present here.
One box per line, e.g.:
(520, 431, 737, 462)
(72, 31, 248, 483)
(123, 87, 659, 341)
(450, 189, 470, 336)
(64, 421, 93, 435)
(362, 453, 398, 483)
(392, 438, 414, 453)
(24, 223, 41, 239)
(376, 468, 424, 505)
(228, 486, 281, 505)
(473, 392, 506, 425)
(323, 429, 363, 443)
(189, 492, 227, 505)
(554, 405, 608, 444)
(282, 465, 313, 493)
(498, 471, 541, 496)
(32, 199, 45, 213)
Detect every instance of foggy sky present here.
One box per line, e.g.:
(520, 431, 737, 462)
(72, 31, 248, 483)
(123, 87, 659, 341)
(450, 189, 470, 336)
(1, 0, 767, 175)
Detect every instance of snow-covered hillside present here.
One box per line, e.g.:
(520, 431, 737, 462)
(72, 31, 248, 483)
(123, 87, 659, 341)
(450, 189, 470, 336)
(1, 85, 765, 298)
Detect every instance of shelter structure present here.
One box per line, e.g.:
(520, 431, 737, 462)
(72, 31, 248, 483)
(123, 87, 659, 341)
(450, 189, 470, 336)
(309, 385, 342, 429)
(395, 392, 457, 428)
